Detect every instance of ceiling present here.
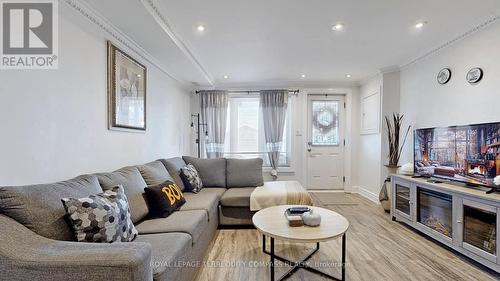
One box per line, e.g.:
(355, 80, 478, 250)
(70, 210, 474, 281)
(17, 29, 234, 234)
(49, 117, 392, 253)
(82, 0, 500, 87)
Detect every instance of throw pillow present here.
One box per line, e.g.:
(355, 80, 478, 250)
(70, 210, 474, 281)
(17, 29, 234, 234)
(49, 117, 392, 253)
(61, 185, 138, 243)
(144, 181, 186, 218)
(180, 164, 203, 193)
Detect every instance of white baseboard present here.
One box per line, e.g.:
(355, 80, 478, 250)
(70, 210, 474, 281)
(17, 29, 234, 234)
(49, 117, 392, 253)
(344, 185, 359, 193)
(357, 187, 380, 204)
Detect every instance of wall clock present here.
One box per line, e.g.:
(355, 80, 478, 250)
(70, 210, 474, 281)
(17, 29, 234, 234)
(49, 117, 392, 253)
(437, 68, 451, 85)
(466, 67, 483, 84)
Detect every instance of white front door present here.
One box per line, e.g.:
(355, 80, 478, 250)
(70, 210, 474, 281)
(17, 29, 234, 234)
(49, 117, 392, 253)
(306, 95, 345, 190)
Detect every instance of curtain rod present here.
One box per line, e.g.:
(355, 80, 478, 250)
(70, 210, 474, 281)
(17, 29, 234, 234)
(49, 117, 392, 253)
(194, 89, 299, 94)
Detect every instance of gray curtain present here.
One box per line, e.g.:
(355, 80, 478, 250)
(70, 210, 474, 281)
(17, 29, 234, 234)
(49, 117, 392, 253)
(200, 90, 228, 159)
(260, 90, 288, 179)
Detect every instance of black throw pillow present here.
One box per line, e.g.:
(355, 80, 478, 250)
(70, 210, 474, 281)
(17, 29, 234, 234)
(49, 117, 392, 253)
(144, 181, 186, 218)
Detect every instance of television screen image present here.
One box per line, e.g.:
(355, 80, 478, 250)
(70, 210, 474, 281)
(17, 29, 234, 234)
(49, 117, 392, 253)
(414, 122, 500, 187)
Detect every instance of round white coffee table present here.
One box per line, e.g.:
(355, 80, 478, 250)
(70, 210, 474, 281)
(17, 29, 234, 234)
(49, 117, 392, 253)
(252, 205, 349, 281)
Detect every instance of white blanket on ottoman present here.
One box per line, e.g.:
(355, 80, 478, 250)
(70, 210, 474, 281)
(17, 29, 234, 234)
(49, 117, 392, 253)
(250, 180, 313, 211)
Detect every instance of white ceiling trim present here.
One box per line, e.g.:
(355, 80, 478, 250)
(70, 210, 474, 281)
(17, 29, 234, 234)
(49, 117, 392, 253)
(401, 15, 500, 69)
(62, 0, 189, 88)
(209, 80, 360, 90)
(139, 0, 215, 86)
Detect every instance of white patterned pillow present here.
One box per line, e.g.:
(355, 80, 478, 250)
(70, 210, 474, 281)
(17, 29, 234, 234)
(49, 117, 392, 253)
(180, 164, 203, 193)
(61, 185, 138, 243)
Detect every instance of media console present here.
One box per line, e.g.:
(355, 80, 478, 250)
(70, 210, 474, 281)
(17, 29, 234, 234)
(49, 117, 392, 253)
(391, 175, 500, 273)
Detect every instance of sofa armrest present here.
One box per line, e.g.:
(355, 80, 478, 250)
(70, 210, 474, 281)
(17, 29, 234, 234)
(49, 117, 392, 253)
(0, 214, 152, 281)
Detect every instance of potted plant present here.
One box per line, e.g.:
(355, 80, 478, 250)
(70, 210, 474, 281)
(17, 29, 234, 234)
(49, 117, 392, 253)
(380, 113, 411, 211)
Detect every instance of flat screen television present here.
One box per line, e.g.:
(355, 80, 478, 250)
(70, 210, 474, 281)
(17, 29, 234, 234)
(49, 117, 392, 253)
(414, 122, 500, 188)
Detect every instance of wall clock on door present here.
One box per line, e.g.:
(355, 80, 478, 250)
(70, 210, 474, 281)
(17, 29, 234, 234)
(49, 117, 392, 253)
(437, 68, 451, 85)
(466, 67, 483, 84)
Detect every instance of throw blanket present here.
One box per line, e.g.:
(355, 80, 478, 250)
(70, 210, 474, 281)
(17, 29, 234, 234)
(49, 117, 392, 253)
(250, 181, 313, 211)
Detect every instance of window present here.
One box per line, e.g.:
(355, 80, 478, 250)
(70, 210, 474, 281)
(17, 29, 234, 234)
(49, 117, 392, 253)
(223, 93, 292, 167)
(311, 100, 339, 145)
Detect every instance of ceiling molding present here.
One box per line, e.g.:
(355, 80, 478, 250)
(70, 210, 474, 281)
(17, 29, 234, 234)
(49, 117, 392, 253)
(401, 14, 500, 69)
(62, 0, 190, 88)
(211, 79, 360, 90)
(379, 65, 400, 74)
(139, 0, 215, 86)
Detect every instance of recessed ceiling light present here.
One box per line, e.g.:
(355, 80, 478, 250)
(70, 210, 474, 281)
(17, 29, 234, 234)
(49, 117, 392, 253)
(196, 25, 206, 32)
(415, 21, 427, 29)
(301, 74, 306, 78)
(223, 75, 229, 79)
(332, 23, 344, 31)
(346, 74, 352, 78)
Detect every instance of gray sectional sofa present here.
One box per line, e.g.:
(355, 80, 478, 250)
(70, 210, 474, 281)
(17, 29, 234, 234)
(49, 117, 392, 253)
(0, 156, 263, 281)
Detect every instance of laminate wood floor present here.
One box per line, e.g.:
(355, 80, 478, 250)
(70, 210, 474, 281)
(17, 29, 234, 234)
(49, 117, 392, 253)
(194, 194, 500, 281)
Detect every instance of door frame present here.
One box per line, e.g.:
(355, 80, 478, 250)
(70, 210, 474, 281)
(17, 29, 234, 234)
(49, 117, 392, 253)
(300, 88, 354, 192)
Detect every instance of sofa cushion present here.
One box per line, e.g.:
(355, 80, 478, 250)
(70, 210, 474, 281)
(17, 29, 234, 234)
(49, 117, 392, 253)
(226, 158, 264, 187)
(144, 181, 185, 218)
(179, 192, 218, 221)
(96, 167, 148, 223)
(219, 187, 255, 207)
(135, 210, 208, 244)
(182, 156, 226, 187)
(137, 161, 173, 186)
(159, 158, 187, 191)
(195, 187, 227, 199)
(62, 185, 138, 243)
(135, 232, 192, 281)
(0, 175, 102, 241)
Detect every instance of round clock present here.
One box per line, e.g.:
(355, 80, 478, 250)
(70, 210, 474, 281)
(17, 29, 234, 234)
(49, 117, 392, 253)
(437, 68, 451, 85)
(466, 67, 483, 84)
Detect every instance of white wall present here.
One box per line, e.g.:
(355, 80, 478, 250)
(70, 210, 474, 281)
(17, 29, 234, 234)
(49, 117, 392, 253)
(0, 9, 191, 185)
(400, 22, 500, 163)
(380, 71, 401, 182)
(357, 68, 403, 202)
(358, 76, 383, 200)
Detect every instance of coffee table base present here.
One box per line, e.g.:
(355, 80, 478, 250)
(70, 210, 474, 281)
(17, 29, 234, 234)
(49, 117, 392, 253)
(262, 234, 346, 281)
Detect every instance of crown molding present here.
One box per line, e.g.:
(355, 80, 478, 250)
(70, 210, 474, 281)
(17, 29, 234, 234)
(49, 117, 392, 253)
(379, 65, 400, 74)
(211, 79, 360, 90)
(61, 0, 190, 89)
(401, 15, 500, 69)
(139, 0, 214, 86)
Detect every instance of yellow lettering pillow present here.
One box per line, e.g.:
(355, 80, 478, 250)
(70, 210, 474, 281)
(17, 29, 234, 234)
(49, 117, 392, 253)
(144, 181, 186, 218)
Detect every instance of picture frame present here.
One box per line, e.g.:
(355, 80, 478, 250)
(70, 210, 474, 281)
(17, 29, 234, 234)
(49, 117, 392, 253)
(437, 68, 451, 85)
(107, 41, 147, 131)
(466, 67, 483, 85)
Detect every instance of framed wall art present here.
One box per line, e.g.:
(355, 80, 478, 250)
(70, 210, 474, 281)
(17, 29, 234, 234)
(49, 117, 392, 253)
(107, 41, 147, 131)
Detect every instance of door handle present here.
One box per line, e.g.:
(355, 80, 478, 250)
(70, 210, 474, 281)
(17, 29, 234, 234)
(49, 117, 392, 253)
(307, 141, 312, 152)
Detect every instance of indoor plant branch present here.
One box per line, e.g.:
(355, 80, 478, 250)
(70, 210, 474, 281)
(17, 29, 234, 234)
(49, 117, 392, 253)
(385, 113, 411, 168)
